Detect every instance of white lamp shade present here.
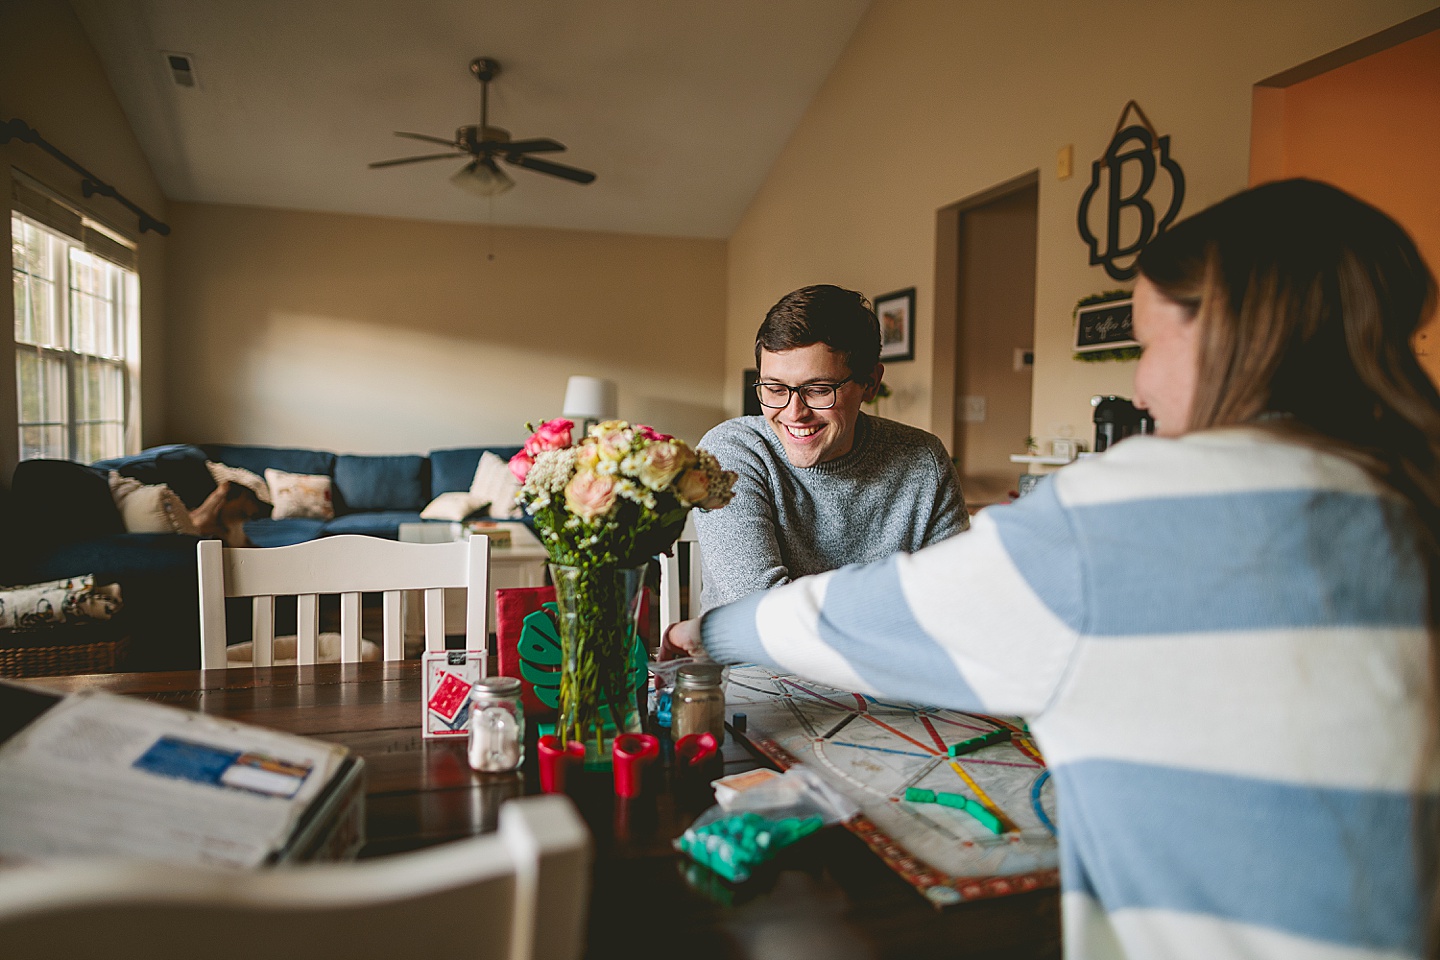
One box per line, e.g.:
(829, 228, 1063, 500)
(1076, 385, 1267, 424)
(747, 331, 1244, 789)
(562, 376, 618, 421)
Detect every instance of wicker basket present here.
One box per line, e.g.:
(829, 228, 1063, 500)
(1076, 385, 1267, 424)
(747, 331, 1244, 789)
(0, 627, 131, 678)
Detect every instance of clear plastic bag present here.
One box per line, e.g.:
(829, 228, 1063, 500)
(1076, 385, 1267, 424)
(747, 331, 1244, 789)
(675, 766, 859, 882)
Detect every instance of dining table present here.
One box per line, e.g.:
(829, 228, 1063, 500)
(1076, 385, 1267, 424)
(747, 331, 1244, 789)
(18, 660, 1060, 960)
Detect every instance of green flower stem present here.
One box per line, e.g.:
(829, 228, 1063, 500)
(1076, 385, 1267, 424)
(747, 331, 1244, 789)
(551, 563, 646, 756)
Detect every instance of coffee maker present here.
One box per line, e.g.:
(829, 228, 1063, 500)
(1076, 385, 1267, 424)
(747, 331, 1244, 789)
(1091, 395, 1155, 452)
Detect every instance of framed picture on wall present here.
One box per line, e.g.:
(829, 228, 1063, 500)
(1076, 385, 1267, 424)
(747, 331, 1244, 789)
(874, 287, 916, 362)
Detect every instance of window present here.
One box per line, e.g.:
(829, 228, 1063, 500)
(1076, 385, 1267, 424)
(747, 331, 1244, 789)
(12, 213, 139, 463)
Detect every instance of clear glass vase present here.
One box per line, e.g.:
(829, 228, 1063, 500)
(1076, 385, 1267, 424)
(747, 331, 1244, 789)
(548, 562, 647, 766)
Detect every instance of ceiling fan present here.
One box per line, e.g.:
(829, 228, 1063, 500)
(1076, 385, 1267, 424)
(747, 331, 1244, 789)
(369, 57, 596, 197)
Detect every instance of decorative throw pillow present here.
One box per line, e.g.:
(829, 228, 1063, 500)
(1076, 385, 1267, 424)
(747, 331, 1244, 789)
(470, 451, 522, 519)
(420, 491, 488, 521)
(109, 472, 200, 535)
(264, 468, 335, 520)
(0, 574, 124, 632)
(207, 460, 271, 504)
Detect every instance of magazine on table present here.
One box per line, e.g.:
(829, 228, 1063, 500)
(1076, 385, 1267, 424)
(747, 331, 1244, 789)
(0, 683, 363, 867)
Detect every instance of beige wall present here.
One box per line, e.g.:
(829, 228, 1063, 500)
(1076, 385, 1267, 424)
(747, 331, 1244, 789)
(164, 203, 728, 452)
(1251, 25, 1440, 385)
(0, 0, 169, 480)
(725, 0, 1438, 454)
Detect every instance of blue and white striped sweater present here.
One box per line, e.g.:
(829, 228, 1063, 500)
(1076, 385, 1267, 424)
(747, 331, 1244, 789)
(703, 429, 1435, 960)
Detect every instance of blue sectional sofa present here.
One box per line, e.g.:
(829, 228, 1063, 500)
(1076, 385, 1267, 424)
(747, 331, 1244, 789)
(184, 443, 523, 547)
(2, 441, 522, 672)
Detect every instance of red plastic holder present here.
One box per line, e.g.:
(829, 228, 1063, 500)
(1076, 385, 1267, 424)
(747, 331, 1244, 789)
(612, 733, 660, 798)
(537, 735, 586, 794)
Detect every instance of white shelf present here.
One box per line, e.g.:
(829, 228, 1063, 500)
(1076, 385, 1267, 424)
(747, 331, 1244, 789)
(1009, 454, 1075, 466)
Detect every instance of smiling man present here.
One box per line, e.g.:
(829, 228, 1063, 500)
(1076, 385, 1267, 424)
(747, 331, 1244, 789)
(693, 284, 967, 610)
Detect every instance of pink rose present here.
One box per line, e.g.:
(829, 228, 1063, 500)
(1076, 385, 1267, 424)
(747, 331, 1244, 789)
(565, 471, 617, 522)
(675, 468, 709, 507)
(508, 450, 535, 482)
(524, 418, 574, 457)
(636, 424, 673, 442)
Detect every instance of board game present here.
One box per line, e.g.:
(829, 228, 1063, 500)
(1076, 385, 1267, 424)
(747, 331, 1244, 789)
(725, 665, 1059, 906)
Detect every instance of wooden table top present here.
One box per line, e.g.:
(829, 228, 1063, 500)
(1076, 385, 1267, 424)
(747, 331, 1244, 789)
(22, 662, 1059, 960)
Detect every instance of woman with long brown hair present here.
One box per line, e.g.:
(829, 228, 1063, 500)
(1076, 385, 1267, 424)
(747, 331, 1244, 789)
(669, 179, 1440, 959)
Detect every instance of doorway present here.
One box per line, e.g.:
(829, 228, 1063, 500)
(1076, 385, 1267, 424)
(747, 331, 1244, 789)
(932, 173, 1039, 509)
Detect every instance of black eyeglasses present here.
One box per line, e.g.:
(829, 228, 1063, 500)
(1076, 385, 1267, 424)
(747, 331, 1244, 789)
(754, 377, 853, 410)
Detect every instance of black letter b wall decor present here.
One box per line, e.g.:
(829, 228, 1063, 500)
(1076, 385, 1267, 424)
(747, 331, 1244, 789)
(1077, 101, 1185, 281)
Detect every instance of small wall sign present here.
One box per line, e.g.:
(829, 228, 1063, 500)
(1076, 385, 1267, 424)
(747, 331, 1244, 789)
(1075, 298, 1135, 353)
(1077, 101, 1185, 281)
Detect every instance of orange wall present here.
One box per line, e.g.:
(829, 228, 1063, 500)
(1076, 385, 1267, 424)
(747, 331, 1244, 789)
(1251, 28, 1440, 380)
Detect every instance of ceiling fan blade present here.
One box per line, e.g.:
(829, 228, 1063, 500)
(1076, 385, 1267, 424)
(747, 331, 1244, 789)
(368, 153, 461, 168)
(504, 154, 596, 184)
(497, 138, 566, 155)
(394, 131, 458, 147)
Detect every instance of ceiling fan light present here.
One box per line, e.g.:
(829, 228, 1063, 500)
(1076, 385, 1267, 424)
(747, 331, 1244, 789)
(451, 159, 514, 198)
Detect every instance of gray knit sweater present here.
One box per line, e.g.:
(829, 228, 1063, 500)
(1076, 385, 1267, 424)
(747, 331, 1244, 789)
(693, 413, 968, 611)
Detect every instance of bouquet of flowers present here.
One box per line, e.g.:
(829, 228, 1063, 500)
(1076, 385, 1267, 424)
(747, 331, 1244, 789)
(509, 418, 736, 568)
(508, 418, 736, 755)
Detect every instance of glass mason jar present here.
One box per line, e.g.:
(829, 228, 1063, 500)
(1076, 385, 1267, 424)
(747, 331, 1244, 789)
(468, 676, 525, 773)
(671, 663, 725, 742)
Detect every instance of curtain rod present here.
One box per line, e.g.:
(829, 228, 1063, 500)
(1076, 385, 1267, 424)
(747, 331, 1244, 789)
(2, 118, 170, 236)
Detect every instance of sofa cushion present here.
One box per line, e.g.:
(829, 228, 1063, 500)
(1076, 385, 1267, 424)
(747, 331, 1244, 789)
(95, 444, 217, 510)
(333, 454, 429, 513)
(200, 444, 337, 480)
(10, 459, 124, 549)
(242, 518, 329, 548)
(429, 446, 523, 494)
(264, 470, 335, 521)
(320, 511, 426, 539)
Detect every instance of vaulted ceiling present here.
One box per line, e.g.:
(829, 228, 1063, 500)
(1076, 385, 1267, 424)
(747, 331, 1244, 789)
(70, 0, 872, 239)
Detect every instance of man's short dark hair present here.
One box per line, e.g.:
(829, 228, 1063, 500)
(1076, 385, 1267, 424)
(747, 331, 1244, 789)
(755, 285, 881, 382)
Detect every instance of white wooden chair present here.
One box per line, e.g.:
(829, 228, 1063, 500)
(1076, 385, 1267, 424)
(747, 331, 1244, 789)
(198, 535, 490, 669)
(0, 794, 591, 960)
(658, 513, 702, 636)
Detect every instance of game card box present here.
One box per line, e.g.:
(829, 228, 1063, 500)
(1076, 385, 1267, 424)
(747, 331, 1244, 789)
(422, 650, 486, 739)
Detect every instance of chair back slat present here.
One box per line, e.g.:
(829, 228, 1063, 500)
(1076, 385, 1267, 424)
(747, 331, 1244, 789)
(381, 591, 404, 661)
(424, 588, 445, 653)
(339, 592, 362, 662)
(297, 594, 320, 665)
(252, 597, 275, 667)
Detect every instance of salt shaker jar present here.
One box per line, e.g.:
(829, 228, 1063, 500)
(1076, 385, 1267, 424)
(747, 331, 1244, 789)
(467, 677, 525, 773)
(671, 663, 726, 742)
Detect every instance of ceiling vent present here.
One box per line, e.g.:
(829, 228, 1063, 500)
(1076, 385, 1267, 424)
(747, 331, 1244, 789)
(162, 52, 197, 88)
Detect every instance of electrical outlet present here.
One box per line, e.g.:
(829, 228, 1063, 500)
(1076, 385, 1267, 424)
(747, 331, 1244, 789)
(1057, 144, 1074, 180)
(961, 396, 987, 422)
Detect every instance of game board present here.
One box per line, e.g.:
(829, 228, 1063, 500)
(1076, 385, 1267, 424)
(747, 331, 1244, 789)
(725, 665, 1059, 906)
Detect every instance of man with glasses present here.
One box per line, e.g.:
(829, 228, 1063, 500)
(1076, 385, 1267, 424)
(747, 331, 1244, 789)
(693, 285, 967, 611)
